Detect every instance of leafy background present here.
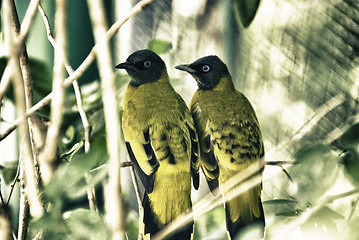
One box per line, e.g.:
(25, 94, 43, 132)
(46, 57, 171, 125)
(0, 0, 359, 239)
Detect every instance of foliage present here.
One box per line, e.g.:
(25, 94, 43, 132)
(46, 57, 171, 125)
(148, 39, 172, 55)
(233, 0, 261, 28)
(0, 57, 52, 115)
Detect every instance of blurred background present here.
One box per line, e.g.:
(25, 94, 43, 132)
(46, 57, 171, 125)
(1, 0, 359, 239)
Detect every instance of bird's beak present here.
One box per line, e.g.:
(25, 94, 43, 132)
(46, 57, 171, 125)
(175, 64, 196, 74)
(115, 62, 139, 72)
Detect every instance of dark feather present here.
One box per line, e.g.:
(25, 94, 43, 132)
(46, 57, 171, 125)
(204, 134, 219, 195)
(125, 142, 156, 193)
(189, 128, 200, 190)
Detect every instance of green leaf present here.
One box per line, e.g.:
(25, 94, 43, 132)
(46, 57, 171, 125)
(338, 122, 359, 149)
(0, 162, 18, 185)
(0, 57, 52, 115)
(287, 143, 339, 204)
(67, 209, 108, 239)
(233, 0, 261, 28)
(294, 143, 331, 163)
(341, 149, 359, 186)
(300, 206, 342, 239)
(263, 198, 298, 205)
(148, 39, 172, 55)
(276, 209, 302, 217)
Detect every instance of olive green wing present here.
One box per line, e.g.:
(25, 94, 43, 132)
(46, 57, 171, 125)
(176, 93, 200, 190)
(124, 129, 160, 194)
(191, 101, 219, 194)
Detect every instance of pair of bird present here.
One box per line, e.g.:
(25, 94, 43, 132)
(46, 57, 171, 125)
(116, 49, 265, 240)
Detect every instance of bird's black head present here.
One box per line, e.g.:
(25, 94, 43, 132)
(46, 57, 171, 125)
(175, 55, 229, 90)
(115, 49, 166, 86)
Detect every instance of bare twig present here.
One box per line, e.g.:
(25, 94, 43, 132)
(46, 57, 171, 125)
(14, 0, 41, 48)
(265, 161, 296, 166)
(87, 0, 125, 238)
(6, 163, 21, 205)
(38, 3, 91, 153)
(38, 0, 67, 184)
(0, 189, 4, 205)
(130, 166, 144, 240)
(17, 164, 30, 240)
(0, 0, 155, 142)
(85, 173, 99, 212)
(130, 166, 143, 209)
(4, 0, 44, 218)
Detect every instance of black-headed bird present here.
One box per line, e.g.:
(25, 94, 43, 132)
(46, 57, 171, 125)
(115, 50, 200, 240)
(176, 55, 265, 239)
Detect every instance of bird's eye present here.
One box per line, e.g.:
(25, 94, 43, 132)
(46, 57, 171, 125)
(202, 65, 211, 73)
(144, 60, 152, 68)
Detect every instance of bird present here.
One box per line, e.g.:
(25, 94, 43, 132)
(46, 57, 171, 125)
(176, 55, 265, 239)
(115, 49, 200, 240)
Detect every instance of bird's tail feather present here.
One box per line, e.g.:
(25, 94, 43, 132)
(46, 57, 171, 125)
(225, 188, 265, 239)
(141, 192, 193, 240)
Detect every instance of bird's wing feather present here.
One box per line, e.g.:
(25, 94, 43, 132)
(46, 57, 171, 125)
(191, 101, 219, 194)
(125, 130, 159, 193)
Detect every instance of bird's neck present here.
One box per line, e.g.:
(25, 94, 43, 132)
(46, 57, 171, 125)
(212, 75, 235, 91)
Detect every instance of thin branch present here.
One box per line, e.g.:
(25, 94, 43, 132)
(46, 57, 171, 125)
(4, 0, 44, 218)
(0, 0, 155, 142)
(6, 163, 21, 205)
(38, 3, 91, 153)
(130, 166, 143, 209)
(17, 163, 30, 240)
(265, 161, 296, 166)
(85, 173, 99, 212)
(130, 166, 144, 240)
(87, 0, 124, 238)
(38, 0, 67, 184)
(14, 0, 41, 48)
(0, 189, 4, 205)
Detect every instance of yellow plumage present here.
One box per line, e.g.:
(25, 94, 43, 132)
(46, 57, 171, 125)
(118, 50, 199, 239)
(176, 56, 265, 239)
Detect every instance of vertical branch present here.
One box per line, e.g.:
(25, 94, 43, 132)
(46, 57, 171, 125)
(17, 160, 30, 240)
(3, 0, 44, 218)
(38, 3, 92, 153)
(85, 173, 99, 212)
(38, 0, 67, 184)
(130, 166, 144, 240)
(87, 0, 124, 239)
